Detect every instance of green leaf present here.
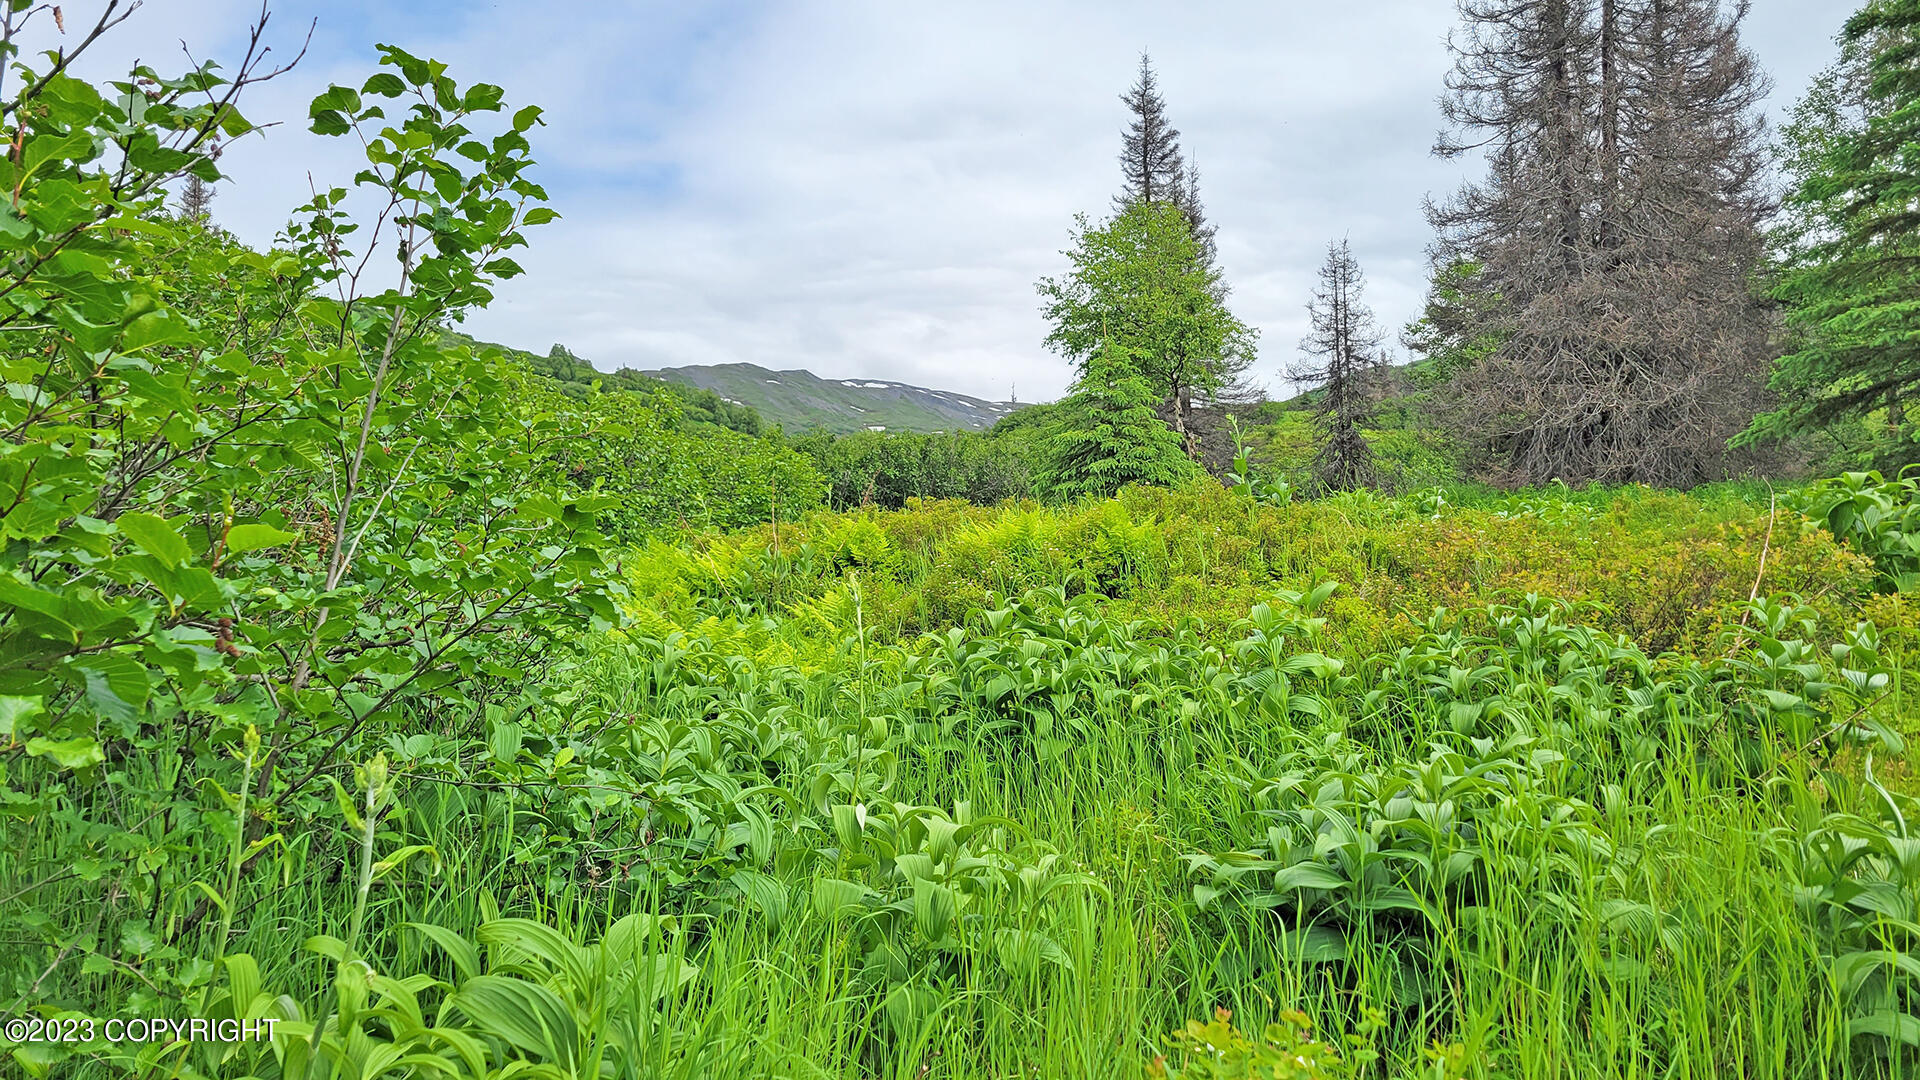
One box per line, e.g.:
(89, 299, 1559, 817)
(223, 953, 262, 1012)
(122, 310, 196, 350)
(118, 512, 189, 569)
(309, 110, 350, 136)
(476, 918, 591, 990)
(883, 981, 932, 1038)
(994, 928, 1070, 977)
(911, 877, 955, 942)
(1850, 1010, 1920, 1047)
(0, 695, 45, 738)
(304, 935, 350, 962)
(448, 975, 578, 1069)
(217, 106, 256, 138)
(224, 523, 299, 556)
(1271, 861, 1349, 893)
(1835, 949, 1920, 999)
(729, 871, 789, 923)
(311, 84, 362, 116)
(0, 573, 72, 626)
(1758, 689, 1807, 712)
(406, 922, 481, 984)
(361, 72, 407, 97)
(515, 494, 566, 524)
(811, 877, 871, 919)
(463, 83, 506, 111)
(1274, 924, 1347, 963)
(71, 654, 150, 724)
(371, 844, 438, 880)
(25, 735, 103, 768)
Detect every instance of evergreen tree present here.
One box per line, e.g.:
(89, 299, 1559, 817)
(1036, 200, 1255, 460)
(1037, 336, 1197, 499)
(1112, 57, 1255, 415)
(1169, 153, 1257, 405)
(1292, 240, 1383, 492)
(1174, 154, 1218, 272)
(177, 134, 219, 222)
(1116, 53, 1184, 207)
(1741, 1, 1919, 468)
(1400, 259, 1505, 386)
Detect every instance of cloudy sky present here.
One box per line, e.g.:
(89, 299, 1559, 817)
(55, 0, 1850, 401)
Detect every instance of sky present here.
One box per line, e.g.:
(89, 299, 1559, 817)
(46, 0, 1853, 402)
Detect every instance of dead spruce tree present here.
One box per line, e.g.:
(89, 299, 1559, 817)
(1293, 239, 1383, 492)
(1426, 0, 1775, 486)
(1175, 155, 1219, 275)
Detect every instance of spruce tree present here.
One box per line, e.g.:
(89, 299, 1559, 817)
(1112, 57, 1255, 420)
(1116, 53, 1184, 207)
(1425, 0, 1775, 486)
(1037, 336, 1197, 499)
(177, 135, 219, 222)
(1292, 240, 1383, 492)
(1741, 1, 1920, 467)
(1174, 154, 1218, 273)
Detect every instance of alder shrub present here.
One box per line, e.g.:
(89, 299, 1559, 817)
(513, 369, 825, 543)
(789, 428, 1037, 511)
(0, 16, 622, 1012)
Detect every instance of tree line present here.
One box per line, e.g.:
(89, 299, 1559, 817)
(167, 0, 1920, 501)
(1037, 0, 1920, 497)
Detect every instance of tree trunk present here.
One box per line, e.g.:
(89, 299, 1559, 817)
(1599, 0, 1620, 252)
(1178, 384, 1200, 461)
(1549, 0, 1583, 278)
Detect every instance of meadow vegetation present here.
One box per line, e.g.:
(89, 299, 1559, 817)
(5, 3, 1920, 1080)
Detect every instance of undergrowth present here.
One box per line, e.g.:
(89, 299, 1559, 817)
(7, 482, 1920, 1078)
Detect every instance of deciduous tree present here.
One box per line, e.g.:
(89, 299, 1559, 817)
(0, 16, 625, 997)
(1037, 201, 1255, 460)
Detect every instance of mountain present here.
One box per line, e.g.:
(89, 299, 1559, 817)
(644, 362, 1025, 434)
(451, 334, 769, 435)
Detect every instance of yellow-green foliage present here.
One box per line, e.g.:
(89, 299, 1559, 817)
(629, 482, 1880, 659)
(1146, 1007, 1466, 1080)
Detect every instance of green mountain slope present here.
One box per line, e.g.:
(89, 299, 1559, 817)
(450, 335, 768, 434)
(646, 362, 1025, 434)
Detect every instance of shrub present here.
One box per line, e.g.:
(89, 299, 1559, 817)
(0, 36, 627, 1024)
(629, 482, 1876, 657)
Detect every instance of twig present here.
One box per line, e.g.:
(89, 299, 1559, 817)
(0, 944, 74, 1029)
(1722, 485, 1777, 660)
(1759, 686, 1898, 783)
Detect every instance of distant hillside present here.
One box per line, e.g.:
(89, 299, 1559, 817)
(645, 362, 1025, 434)
(450, 334, 767, 435)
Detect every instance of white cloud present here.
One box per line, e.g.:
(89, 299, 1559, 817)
(51, 0, 1855, 402)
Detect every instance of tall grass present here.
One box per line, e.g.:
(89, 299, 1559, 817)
(4, 485, 1917, 1079)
